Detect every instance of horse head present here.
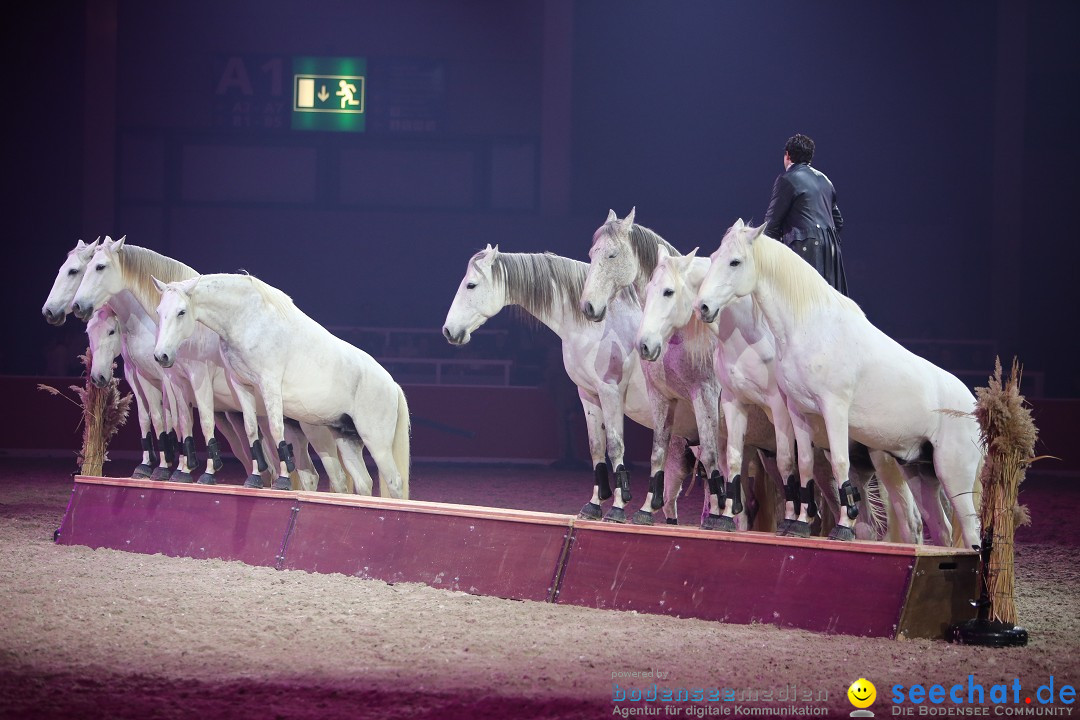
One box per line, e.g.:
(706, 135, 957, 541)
(580, 207, 637, 322)
(72, 235, 128, 321)
(152, 275, 201, 368)
(442, 244, 501, 346)
(696, 220, 765, 324)
(638, 247, 699, 362)
(42, 238, 100, 326)
(86, 307, 121, 387)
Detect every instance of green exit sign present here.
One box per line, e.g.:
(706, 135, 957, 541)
(292, 56, 366, 132)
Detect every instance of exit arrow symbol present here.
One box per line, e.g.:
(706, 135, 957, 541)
(317, 85, 329, 102)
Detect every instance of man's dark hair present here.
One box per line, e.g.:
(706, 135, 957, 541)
(785, 134, 815, 165)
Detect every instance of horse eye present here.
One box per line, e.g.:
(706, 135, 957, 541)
(178, 309, 186, 317)
(67, 268, 79, 276)
(96, 263, 106, 271)
(663, 289, 675, 297)
(607, 253, 617, 259)
(729, 259, 742, 267)
(466, 282, 477, 290)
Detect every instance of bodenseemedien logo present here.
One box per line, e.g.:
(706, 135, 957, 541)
(848, 678, 877, 717)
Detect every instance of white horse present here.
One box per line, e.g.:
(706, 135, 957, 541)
(638, 245, 899, 540)
(153, 272, 411, 499)
(442, 246, 697, 523)
(695, 221, 981, 548)
(71, 237, 361, 493)
(581, 209, 778, 531)
(43, 238, 99, 326)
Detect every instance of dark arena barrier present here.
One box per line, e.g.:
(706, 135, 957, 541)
(56, 476, 978, 640)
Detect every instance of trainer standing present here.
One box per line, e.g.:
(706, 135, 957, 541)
(762, 133, 848, 295)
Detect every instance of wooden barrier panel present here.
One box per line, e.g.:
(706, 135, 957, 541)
(281, 493, 573, 602)
(55, 477, 297, 568)
(555, 521, 979, 639)
(54, 477, 979, 639)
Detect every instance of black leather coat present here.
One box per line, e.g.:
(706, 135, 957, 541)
(762, 162, 848, 295)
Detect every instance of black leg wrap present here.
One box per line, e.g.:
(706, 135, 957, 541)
(801, 478, 818, 519)
(840, 480, 861, 520)
(183, 436, 196, 469)
(649, 471, 664, 511)
(615, 464, 631, 503)
(594, 463, 612, 502)
(278, 440, 296, 473)
(166, 430, 179, 464)
(206, 437, 223, 471)
(141, 432, 153, 454)
(707, 470, 724, 501)
(251, 441, 269, 473)
(785, 474, 801, 516)
(159, 432, 174, 465)
(726, 474, 744, 515)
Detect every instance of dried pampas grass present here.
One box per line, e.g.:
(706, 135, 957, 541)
(973, 357, 1046, 625)
(38, 348, 133, 476)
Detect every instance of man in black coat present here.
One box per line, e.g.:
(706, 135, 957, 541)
(762, 133, 848, 295)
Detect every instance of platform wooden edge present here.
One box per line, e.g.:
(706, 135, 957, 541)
(71, 476, 977, 557)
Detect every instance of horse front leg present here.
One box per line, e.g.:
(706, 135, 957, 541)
(660, 435, 692, 525)
(702, 392, 742, 532)
(255, 379, 293, 491)
(226, 377, 268, 489)
(127, 367, 160, 479)
(780, 402, 819, 538)
(577, 389, 612, 521)
(819, 400, 858, 542)
(171, 364, 215, 484)
(623, 394, 674, 525)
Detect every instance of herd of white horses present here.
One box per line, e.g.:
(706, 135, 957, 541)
(42, 209, 982, 549)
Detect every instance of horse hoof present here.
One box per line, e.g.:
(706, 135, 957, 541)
(701, 514, 736, 532)
(577, 502, 603, 521)
(131, 464, 153, 479)
(828, 525, 856, 542)
(781, 520, 812, 538)
(271, 476, 292, 491)
(243, 475, 263, 489)
(149, 467, 172, 482)
(197, 474, 217, 485)
(170, 471, 194, 483)
(665, 518, 678, 525)
(775, 519, 794, 536)
(603, 507, 627, 524)
(632, 510, 654, 526)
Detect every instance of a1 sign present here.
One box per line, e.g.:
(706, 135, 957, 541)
(291, 57, 367, 133)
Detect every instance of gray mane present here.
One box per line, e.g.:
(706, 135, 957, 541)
(627, 224, 681, 283)
(474, 252, 590, 326)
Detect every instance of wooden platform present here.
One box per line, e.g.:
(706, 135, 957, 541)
(55, 476, 978, 639)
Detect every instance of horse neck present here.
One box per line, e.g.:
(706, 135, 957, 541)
(105, 290, 148, 326)
(506, 277, 578, 340)
(188, 277, 248, 337)
(748, 274, 798, 351)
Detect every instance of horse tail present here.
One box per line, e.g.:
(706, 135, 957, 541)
(391, 384, 411, 500)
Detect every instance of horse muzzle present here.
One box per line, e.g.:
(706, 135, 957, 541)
(155, 352, 175, 368)
(42, 307, 67, 326)
(582, 301, 606, 323)
(91, 374, 111, 388)
(71, 301, 94, 322)
(639, 339, 662, 363)
(442, 326, 468, 346)
(697, 302, 719, 324)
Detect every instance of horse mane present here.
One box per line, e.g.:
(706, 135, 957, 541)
(242, 273, 295, 318)
(748, 232, 864, 320)
(118, 245, 198, 315)
(476, 251, 590, 327)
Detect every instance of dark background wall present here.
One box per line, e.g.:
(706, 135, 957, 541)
(7, 0, 1079, 395)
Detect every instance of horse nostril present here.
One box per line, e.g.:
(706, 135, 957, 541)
(442, 326, 452, 342)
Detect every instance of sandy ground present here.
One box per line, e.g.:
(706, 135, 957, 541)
(1, 456, 1078, 719)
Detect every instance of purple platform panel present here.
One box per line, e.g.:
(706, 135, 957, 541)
(555, 522, 977, 639)
(281, 494, 573, 602)
(56, 476, 297, 567)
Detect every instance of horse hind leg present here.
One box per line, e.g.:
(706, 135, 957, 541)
(576, 393, 612, 521)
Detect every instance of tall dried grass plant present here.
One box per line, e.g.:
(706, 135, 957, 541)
(38, 348, 133, 477)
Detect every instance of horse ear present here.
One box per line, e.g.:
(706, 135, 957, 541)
(476, 246, 497, 270)
(656, 245, 671, 263)
(151, 276, 168, 294)
(734, 218, 745, 229)
(75, 239, 87, 250)
(624, 206, 636, 227)
(685, 247, 699, 261)
(114, 235, 127, 250)
(606, 209, 618, 223)
(751, 222, 767, 241)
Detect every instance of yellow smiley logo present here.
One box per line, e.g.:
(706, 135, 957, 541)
(848, 678, 876, 708)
